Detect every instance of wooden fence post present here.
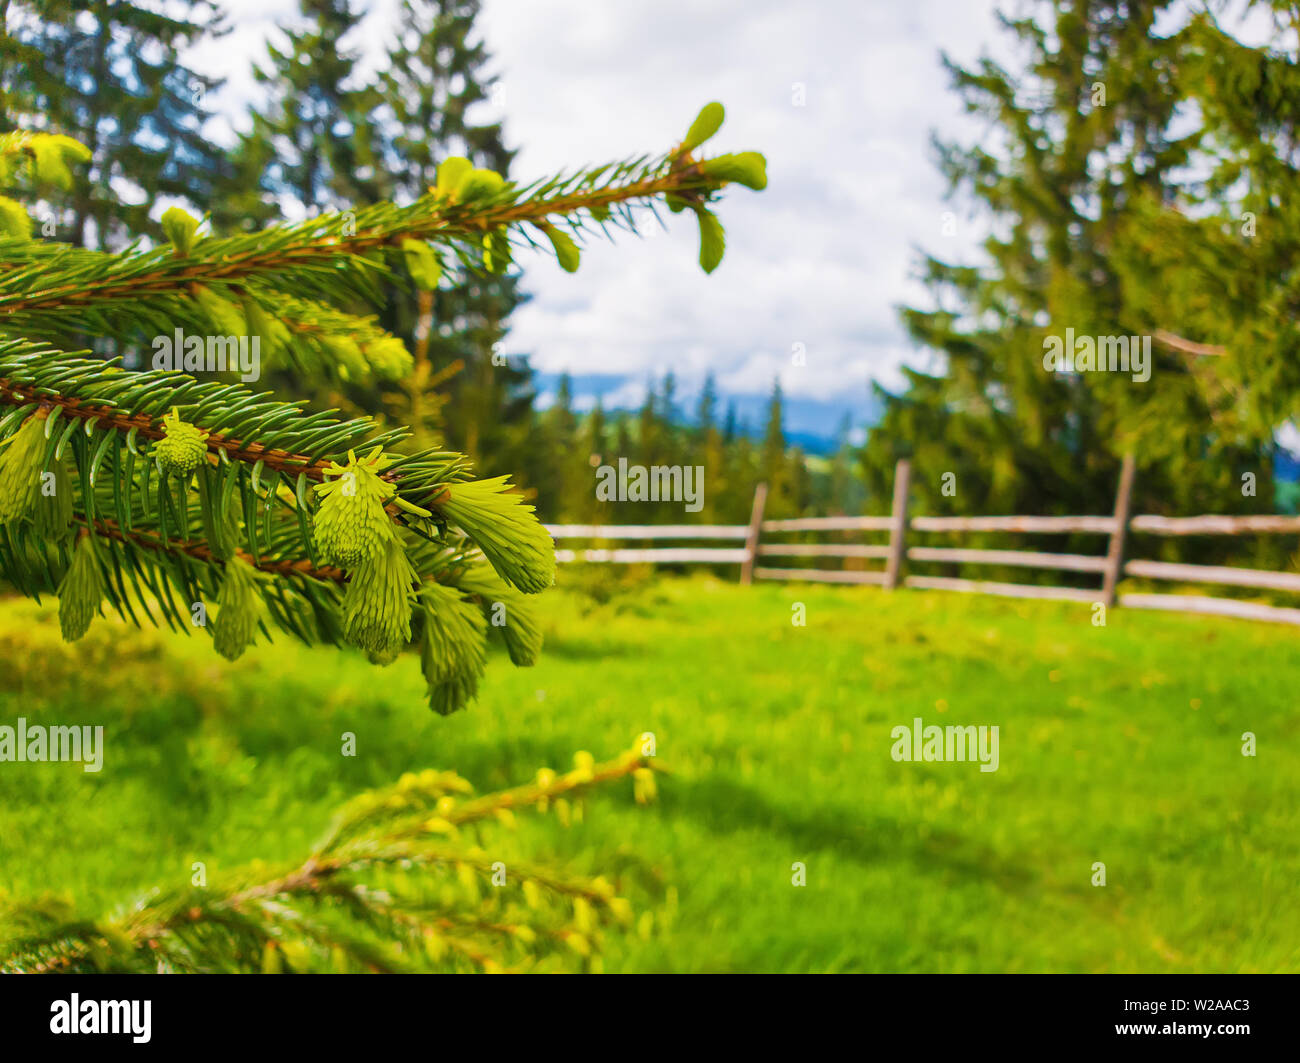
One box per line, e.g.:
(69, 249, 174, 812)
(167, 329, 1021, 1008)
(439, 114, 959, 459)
(1101, 453, 1136, 607)
(884, 458, 911, 589)
(739, 482, 768, 585)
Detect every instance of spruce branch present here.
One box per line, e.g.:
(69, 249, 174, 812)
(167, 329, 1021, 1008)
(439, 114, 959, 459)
(0, 746, 666, 974)
(0, 120, 764, 325)
(0, 103, 764, 712)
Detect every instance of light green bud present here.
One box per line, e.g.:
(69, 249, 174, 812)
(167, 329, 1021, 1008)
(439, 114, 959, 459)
(342, 536, 418, 657)
(32, 456, 74, 542)
(161, 207, 200, 256)
(154, 408, 209, 476)
(695, 208, 726, 274)
(699, 151, 768, 191)
(312, 448, 399, 568)
(0, 410, 50, 524)
(682, 102, 725, 152)
(419, 583, 487, 716)
(438, 476, 555, 594)
(58, 533, 105, 642)
(456, 167, 506, 201)
(213, 555, 262, 661)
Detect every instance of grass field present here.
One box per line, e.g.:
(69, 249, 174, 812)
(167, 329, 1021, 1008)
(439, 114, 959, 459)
(1, 574, 1297, 972)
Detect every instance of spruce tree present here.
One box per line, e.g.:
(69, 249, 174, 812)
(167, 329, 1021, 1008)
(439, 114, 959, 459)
(370, 0, 533, 477)
(540, 372, 581, 521)
(573, 400, 608, 526)
(864, 0, 1274, 533)
(213, 0, 381, 230)
(1109, 3, 1300, 440)
(695, 374, 724, 523)
(224, 0, 536, 482)
(0, 0, 227, 249)
(760, 378, 789, 515)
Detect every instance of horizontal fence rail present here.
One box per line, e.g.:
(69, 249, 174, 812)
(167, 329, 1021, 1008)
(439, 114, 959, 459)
(1122, 559, 1300, 593)
(545, 524, 749, 540)
(1128, 514, 1300, 535)
(1117, 594, 1300, 624)
(552, 547, 749, 564)
(544, 456, 1300, 625)
(759, 543, 891, 559)
(760, 516, 894, 532)
(906, 547, 1109, 573)
(908, 515, 1118, 534)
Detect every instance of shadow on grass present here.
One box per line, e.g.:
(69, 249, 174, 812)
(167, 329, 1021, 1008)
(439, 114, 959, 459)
(534, 636, 638, 662)
(668, 775, 1037, 893)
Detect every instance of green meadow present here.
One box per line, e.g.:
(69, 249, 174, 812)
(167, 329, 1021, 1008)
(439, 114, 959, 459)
(1, 575, 1296, 972)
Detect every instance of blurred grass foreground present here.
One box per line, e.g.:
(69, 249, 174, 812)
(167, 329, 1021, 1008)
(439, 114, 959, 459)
(0, 574, 1296, 972)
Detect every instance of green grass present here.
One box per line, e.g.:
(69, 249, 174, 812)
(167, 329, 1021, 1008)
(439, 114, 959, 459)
(1, 574, 1297, 972)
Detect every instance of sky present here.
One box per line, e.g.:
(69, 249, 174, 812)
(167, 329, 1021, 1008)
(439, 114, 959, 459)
(189, 0, 1014, 445)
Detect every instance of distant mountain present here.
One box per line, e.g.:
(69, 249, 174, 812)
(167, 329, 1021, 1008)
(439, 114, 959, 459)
(1275, 446, 1300, 483)
(532, 372, 878, 456)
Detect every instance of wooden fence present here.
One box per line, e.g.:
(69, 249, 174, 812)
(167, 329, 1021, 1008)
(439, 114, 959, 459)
(546, 456, 1300, 626)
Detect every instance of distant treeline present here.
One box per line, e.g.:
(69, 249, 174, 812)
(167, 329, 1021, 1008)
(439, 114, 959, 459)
(524, 372, 864, 524)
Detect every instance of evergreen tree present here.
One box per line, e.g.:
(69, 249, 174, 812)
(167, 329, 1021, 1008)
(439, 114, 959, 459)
(0, 0, 227, 249)
(696, 374, 723, 523)
(696, 372, 718, 438)
(211, 0, 531, 492)
(571, 399, 607, 526)
(214, 0, 381, 229)
(372, 0, 533, 477)
(827, 413, 859, 515)
(540, 372, 580, 521)
(727, 431, 758, 523)
(1109, 3, 1300, 442)
(863, 0, 1273, 540)
(658, 371, 678, 425)
(760, 378, 789, 515)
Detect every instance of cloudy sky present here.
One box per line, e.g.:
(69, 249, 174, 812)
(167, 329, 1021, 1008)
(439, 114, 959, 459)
(191, 0, 1011, 443)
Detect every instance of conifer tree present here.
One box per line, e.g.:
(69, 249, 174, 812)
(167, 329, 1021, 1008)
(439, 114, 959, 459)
(1110, 2, 1300, 440)
(722, 401, 737, 445)
(695, 374, 725, 524)
(696, 372, 718, 440)
(539, 372, 581, 521)
(760, 378, 789, 516)
(864, 0, 1275, 534)
(0, 0, 226, 248)
(571, 400, 608, 526)
(213, 0, 381, 230)
(827, 413, 863, 516)
(372, 0, 532, 480)
(0, 105, 766, 715)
